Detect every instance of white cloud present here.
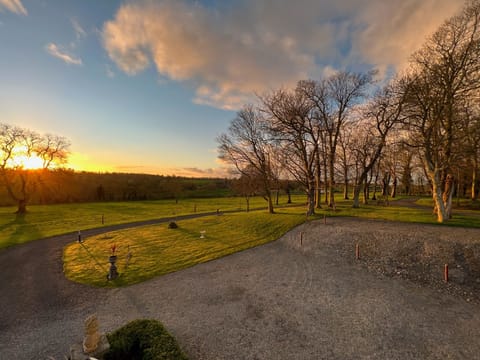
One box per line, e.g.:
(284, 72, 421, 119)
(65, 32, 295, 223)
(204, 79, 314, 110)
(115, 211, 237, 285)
(351, 0, 463, 73)
(45, 43, 82, 65)
(103, 0, 464, 110)
(71, 18, 86, 40)
(0, 0, 27, 15)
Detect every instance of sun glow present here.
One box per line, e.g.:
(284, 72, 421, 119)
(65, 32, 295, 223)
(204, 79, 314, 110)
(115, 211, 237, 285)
(11, 154, 44, 170)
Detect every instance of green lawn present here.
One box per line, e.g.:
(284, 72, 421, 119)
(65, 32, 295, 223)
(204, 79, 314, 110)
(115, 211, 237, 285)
(2, 193, 478, 287)
(64, 208, 307, 287)
(2, 194, 479, 250)
(321, 198, 480, 227)
(0, 195, 304, 249)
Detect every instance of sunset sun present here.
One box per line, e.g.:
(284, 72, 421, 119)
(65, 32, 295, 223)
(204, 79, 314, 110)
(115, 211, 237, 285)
(12, 155, 44, 170)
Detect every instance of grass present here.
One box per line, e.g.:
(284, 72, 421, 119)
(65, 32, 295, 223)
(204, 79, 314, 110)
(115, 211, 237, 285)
(64, 208, 307, 287)
(316, 197, 480, 227)
(2, 194, 479, 250)
(0, 195, 304, 249)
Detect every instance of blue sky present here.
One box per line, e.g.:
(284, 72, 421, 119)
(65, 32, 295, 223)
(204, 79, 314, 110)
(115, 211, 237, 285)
(0, 0, 463, 176)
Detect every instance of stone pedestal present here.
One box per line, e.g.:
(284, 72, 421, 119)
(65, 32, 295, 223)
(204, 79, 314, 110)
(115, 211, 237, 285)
(108, 255, 119, 280)
(69, 314, 109, 359)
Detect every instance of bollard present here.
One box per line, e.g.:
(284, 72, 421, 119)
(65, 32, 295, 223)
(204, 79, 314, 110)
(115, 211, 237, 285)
(324, 215, 327, 225)
(355, 244, 360, 260)
(300, 232, 304, 246)
(77, 231, 82, 243)
(444, 264, 449, 283)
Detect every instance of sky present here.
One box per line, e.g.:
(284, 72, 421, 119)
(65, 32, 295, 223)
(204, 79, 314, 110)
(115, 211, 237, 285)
(0, 0, 464, 177)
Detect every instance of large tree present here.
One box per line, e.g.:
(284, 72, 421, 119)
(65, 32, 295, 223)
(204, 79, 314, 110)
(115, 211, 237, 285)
(0, 123, 70, 214)
(217, 105, 276, 213)
(260, 86, 318, 215)
(404, 0, 480, 222)
(300, 71, 374, 208)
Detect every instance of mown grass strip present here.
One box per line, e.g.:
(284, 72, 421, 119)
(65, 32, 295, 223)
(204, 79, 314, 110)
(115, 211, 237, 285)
(63, 208, 307, 287)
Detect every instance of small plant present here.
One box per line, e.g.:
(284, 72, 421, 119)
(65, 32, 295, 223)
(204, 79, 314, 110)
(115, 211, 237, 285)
(168, 221, 178, 229)
(104, 319, 188, 360)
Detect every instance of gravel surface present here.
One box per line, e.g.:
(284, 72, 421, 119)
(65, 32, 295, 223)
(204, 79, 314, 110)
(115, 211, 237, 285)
(1, 217, 480, 359)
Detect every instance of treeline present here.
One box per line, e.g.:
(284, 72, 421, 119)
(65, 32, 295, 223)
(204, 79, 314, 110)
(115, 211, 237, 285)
(0, 169, 232, 206)
(218, 1, 480, 222)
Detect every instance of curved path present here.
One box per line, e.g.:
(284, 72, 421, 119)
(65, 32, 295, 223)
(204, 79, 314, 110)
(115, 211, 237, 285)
(1, 216, 480, 359)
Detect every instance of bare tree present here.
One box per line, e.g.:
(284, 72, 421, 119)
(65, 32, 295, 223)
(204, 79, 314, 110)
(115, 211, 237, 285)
(0, 123, 71, 214)
(260, 86, 318, 215)
(403, 0, 480, 221)
(459, 99, 480, 200)
(351, 83, 404, 208)
(300, 71, 374, 208)
(338, 123, 355, 200)
(231, 166, 262, 212)
(218, 105, 276, 213)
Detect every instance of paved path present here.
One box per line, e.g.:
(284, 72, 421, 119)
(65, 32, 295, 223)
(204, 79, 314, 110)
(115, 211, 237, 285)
(1, 217, 480, 359)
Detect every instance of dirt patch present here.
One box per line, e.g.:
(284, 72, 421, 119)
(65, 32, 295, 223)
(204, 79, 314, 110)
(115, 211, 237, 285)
(320, 218, 480, 304)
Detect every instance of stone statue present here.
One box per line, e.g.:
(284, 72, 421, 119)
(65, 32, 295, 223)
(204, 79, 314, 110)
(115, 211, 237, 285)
(83, 314, 101, 354)
(69, 314, 109, 359)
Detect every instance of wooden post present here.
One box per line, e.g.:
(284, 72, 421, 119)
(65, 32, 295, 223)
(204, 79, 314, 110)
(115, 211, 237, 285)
(323, 215, 327, 225)
(300, 232, 304, 246)
(444, 264, 449, 283)
(356, 244, 360, 260)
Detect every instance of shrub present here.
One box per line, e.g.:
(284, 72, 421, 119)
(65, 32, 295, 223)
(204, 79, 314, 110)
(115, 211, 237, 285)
(168, 221, 178, 229)
(104, 319, 188, 360)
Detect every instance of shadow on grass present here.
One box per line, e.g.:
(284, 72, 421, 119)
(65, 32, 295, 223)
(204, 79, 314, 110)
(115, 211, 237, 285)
(0, 213, 43, 248)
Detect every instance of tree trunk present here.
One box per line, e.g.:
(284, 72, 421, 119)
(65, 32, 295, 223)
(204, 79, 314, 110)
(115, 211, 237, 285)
(315, 150, 322, 209)
(443, 174, 454, 220)
(307, 176, 316, 216)
(328, 154, 335, 207)
(353, 183, 361, 208)
(390, 177, 397, 198)
(267, 193, 274, 214)
(382, 173, 391, 196)
(343, 180, 349, 200)
(472, 160, 478, 201)
(16, 199, 27, 214)
(286, 187, 292, 204)
(245, 196, 250, 212)
(343, 162, 349, 200)
(430, 170, 448, 222)
(323, 156, 329, 204)
(275, 190, 279, 206)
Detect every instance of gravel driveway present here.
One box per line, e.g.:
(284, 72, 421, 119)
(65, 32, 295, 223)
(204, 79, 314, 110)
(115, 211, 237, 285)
(1, 217, 480, 359)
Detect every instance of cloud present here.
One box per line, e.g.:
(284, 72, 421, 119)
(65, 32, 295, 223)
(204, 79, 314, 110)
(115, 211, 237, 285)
(45, 43, 83, 65)
(71, 18, 87, 40)
(103, 0, 464, 110)
(351, 0, 463, 73)
(0, 0, 27, 15)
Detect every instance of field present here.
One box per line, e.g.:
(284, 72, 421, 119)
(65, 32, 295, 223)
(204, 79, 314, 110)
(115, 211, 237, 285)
(0, 195, 303, 249)
(2, 194, 480, 288)
(2, 195, 480, 251)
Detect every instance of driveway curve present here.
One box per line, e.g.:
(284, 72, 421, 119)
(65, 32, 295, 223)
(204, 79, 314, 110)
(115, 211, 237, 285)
(1, 217, 480, 359)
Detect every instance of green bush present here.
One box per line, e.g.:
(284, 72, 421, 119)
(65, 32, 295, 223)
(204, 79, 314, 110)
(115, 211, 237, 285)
(104, 319, 188, 360)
